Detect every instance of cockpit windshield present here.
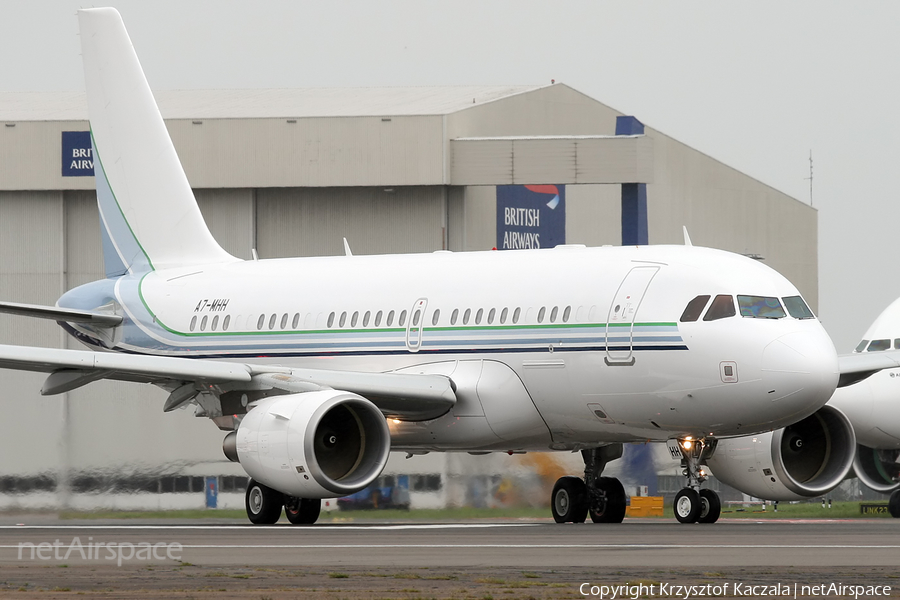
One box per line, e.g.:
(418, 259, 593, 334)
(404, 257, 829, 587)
(855, 340, 869, 353)
(703, 295, 736, 321)
(782, 296, 815, 319)
(679, 295, 711, 322)
(737, 295, 786, 319)
(867, 339, 891, 352)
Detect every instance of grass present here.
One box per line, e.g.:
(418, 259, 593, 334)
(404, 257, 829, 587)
(54, 501, 892, 521)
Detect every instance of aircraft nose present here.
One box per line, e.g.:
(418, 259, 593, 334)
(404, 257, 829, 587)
(761, 329, 839, 415)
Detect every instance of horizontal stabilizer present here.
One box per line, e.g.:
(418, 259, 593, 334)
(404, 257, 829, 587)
(0, 301, 122, 327)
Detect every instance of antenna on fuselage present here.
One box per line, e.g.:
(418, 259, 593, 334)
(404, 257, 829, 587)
(343, 238, 353, 257)
(682, 226, 693, 247)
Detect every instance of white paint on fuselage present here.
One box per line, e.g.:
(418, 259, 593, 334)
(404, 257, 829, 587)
(64, 244, 840, 450)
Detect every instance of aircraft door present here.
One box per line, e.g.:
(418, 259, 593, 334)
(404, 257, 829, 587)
(605, 266, 659, 364)
(406, 298, 428, 352)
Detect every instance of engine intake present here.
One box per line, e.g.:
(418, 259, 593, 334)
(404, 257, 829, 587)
(854, 445, 900, 493)
(707, 405, 856, 501)
(233, 390, 391, 498)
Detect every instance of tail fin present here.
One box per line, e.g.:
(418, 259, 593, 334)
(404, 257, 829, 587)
(78, 8, 235, 276)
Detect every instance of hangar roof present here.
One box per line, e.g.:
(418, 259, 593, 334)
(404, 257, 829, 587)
(0, 86, 542, 121)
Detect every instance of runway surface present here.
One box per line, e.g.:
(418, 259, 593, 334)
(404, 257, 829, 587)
(1, 516, 898, 568)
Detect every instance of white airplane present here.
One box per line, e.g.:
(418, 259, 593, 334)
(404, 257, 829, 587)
(708, 298, 900, 517)
(0, 8, 886, 525)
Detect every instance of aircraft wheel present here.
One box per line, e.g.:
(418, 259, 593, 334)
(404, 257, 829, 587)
(551, 476, 588, 523)
(674, 488, 701, 524)
(245, 479, 284, 525)
(589, 477, 627, 523)
(889, 490, 900, 518)
(285, 497, 321, 525)
(698, 489, 721, 523)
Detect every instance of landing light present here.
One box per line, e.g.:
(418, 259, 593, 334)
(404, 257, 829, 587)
(391, 419, 401, 424)
(681, 440, 693, 450)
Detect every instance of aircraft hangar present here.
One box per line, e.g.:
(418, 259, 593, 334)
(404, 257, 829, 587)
(0, 83, 817, 510)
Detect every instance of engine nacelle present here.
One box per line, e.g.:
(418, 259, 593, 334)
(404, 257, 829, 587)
(234, 390, 391, 498)
(853, 445, 900, 493)
(706, 405, 856, 501)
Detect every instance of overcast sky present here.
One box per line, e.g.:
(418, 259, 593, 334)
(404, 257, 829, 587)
(2, 1, 898, 352)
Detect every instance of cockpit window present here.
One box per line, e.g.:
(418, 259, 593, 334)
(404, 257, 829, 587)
(782, 296, 815, 319)
(895, 339, 900, 350)
(855, 340, 870, 353)
(680, 295, 711, 322)
(868, 339, 891, 352)
(737, 295, 786, 319)
(703, 295, 736, 321)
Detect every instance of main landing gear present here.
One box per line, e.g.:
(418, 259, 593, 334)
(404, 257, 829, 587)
(673, 437, 720, 524)
(551, 445, 627, 524)
(889, 490, 900, 518)
(245, 479, 321, 525)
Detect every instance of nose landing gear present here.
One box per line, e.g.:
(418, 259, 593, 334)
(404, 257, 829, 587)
(672, 437, 720, 524)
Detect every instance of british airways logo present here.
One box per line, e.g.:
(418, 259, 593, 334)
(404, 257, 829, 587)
(61, 131, 94, 177)
(496, 185, 566, 250)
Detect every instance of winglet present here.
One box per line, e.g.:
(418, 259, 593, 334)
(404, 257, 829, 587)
(683, 226, 693, 247)
(343, 238, 353, 257)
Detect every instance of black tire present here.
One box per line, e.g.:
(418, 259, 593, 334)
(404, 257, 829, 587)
(889, 490, 900, 518)
(674, 488, 701, 524)
(698, 489, 721, 523)
(550, 476, 589, 523)
(245, 479, 284, 525)
(589, 477, 627, 523)
(285, 497, 321, 525)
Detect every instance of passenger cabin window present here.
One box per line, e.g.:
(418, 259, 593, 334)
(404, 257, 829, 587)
(223, 315, 230, 331)
(487, 308, 495, 324)
(475, 308, 483, 324)
(386, 310, 394, 326)
(563, 306, 571, 322)
(783, 296, 814, 319)
(868, 339, 891, 352)
(513, 307, 521, 324)
(280, 313, 288, 329)
(211, 316, 219, 331)
(680, 295, 711, 322)
(450, 309, 458, 325)
(463, 309, 471, 325)
(327, 312, 335, 328)
(855, 340, 869, 352)
(363, 311, 370, 327)
(268, 314, 277, 330)
(399, 310, 407, 327)
(432, 309, 440, 326)
(703, 295, 736, 321)
(351, 311, 359, 327)
(375, 310, 383, 326)
(738, 296, 786, 319)
(412, 310, 420, 326)
(500, 308, 508, 324)
(339, 312, 347, 327)
(292, 313, 300, 328)
(200, 316, 208, 331)
(550, 306, 558, 323)
(190, 316, 197, 331)
(538, 307, 546, 323)
(257, 315, 265, 330)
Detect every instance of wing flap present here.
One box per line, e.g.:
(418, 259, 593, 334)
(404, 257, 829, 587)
(0, 344, 455, 421)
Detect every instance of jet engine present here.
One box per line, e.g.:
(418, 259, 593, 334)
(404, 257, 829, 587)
(853, 445, 900, 493)
(706, 405, 856, 501)
(225, 390, 391, 498)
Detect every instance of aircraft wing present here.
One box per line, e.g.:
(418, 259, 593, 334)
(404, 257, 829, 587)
(837, 351, 900, 387)
(0, 300, 122, 327)
(0, 344, 455, 421)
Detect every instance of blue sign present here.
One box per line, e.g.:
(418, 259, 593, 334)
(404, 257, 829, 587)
(205, 476, 218, 509)
(496, 185, 565, 250)
(61, 131, 94, 177)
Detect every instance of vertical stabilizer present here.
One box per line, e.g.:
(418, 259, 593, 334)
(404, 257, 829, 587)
(78, 8, 235, 275)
